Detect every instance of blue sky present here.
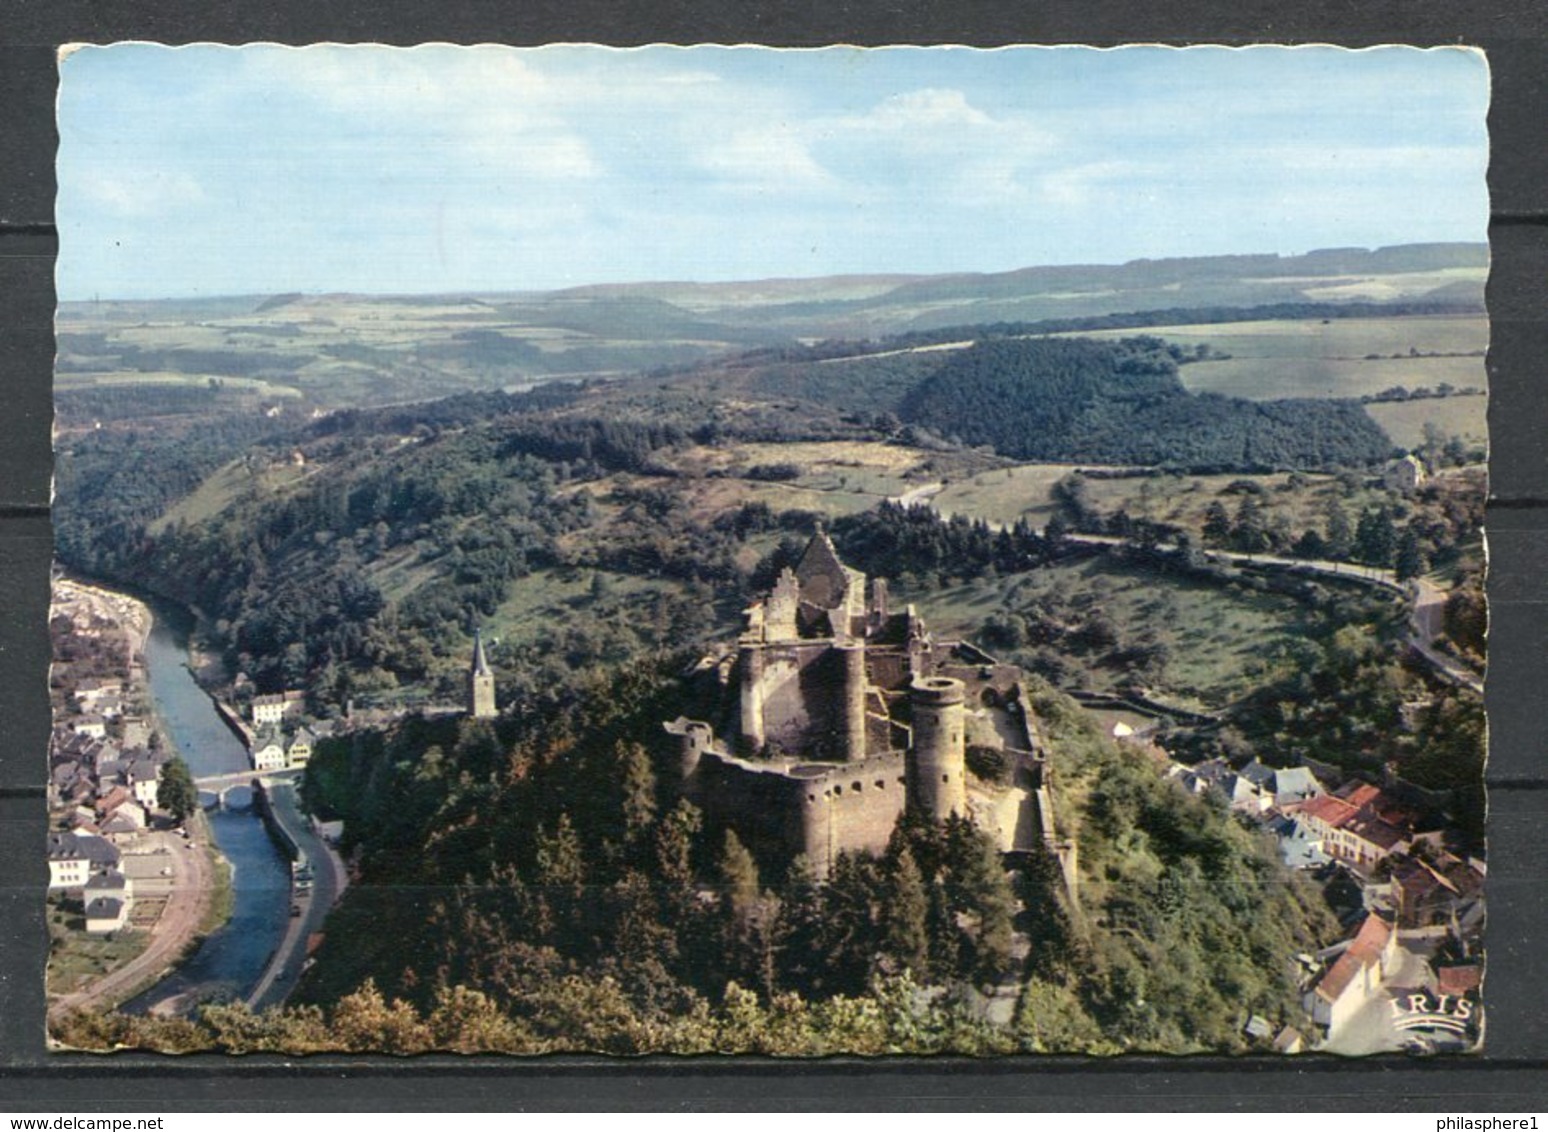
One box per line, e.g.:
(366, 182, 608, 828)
(56, 44, 1490, 300)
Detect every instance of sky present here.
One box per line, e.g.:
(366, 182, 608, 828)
(55, 44, 1490, 301)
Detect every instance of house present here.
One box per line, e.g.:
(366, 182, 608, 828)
(46, 831, 121, 890)
(1392, 853, 1484, 930)
(1267, 813, 1331, 870)
(1385, 454, 1428, 495)
(84, 895, 128, 934)
(84, 868, 132, 903)
(251, 690, 305, 726)
(1434, 963, 1482, 1000)
(127, 757, 161, 810)
(70, 714, 108, 740)
(94, 785, 132, 819)
(1290, 788, 1410, 872)
(73, 678, 125, 711)
(1267, 765, 1324, 808)
(99, 801, 148, 840)
(251, 729, 287, 772)
(286, 726, 316, 768)
(1306, 912, 1399, 1037)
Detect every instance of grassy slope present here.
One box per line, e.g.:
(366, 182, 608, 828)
(910, 556, 1313, 709)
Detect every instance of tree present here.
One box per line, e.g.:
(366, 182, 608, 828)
(717, 830, 761, 920)
(1395, 528, 1427, 583)
(942, 817, 1017, 984)
(1355, 506, 1397, 568)
(1202, 502, 1232, 547)
(158, 756, 197, 823)
(882, 846, 931, 977)
(1323, 500, 1354, 561)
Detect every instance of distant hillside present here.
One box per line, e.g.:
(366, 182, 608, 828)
(546, 243, 1488, 338)
(56, 244, 1487, 410)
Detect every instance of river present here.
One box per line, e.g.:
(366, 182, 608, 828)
(121, 598, 291, 1014)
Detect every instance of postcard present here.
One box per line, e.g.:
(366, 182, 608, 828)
(46, 43, 1488, 1055)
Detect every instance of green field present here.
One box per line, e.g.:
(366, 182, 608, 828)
(1069, 315, 1487, 402)
(45, 898, 150, 997)
(151, 457, 309, 534)
(1364, 395, 1487, 449)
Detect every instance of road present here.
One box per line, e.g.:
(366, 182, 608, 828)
(1408, 577, 1485, 694)
(895, 487, 1484, 695)
(247, 781, 347, 1009)
(49, 819, 216, 1018)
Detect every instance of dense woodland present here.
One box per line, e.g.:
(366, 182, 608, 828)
(54, 663, 1337, 1055)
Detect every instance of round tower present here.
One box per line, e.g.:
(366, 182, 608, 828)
(836, 642, 868, 762)
(789, 767, 832, 881)
(678, 720, 713, 801)
(908, 676, 966, 821)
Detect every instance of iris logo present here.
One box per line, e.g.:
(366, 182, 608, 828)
(1389, 992, 1476, 1035)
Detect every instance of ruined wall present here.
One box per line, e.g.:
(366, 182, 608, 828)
(815, 750, 909, 864)
(687, 747, 910, 880)
(741, 641, 857, 760)
(692, 750, 816, 878)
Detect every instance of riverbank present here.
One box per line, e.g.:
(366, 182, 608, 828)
(47, 574, 274, 1028)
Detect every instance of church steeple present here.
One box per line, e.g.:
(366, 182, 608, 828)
(468, 628, 497, 718)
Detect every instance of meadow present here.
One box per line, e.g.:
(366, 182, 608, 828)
(1068, 314, 1487, 401)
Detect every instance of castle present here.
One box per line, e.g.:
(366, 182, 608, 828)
(664, 529, 1066, 881)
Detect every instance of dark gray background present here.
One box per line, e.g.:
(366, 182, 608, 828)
(1, 1, 1544, 1110)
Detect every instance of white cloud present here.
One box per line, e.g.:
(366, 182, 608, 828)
(77, 167, 206, 216)
(696, 125, 833, 188)
(859, 88, 994, 132)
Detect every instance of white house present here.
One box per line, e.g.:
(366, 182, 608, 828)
(127, 757, 161, 810)
(251, 690, 305, 726)
(70, 715, 108, 740)
(1306, 913, 1398, 1037)
(84, 895, 128, 934)
(46, 831, 121, 890)
(251, 731, 287, 772)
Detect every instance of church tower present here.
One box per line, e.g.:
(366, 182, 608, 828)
(468, 629, 497, 719)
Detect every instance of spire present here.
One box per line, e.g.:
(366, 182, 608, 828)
(468, 628, 497, 719)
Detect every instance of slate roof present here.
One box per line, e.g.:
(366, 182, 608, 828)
(84, 896, 125, 920)
(47, 831, 121, 867)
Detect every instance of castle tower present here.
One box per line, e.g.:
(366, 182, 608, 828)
(908, 676, 966, 821)
(468, 629, 497, 719)
(836, 642, 868, 762)
(738, 643, 766, 753)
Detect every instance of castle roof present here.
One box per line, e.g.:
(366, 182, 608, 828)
(471, 629, 492, 677)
